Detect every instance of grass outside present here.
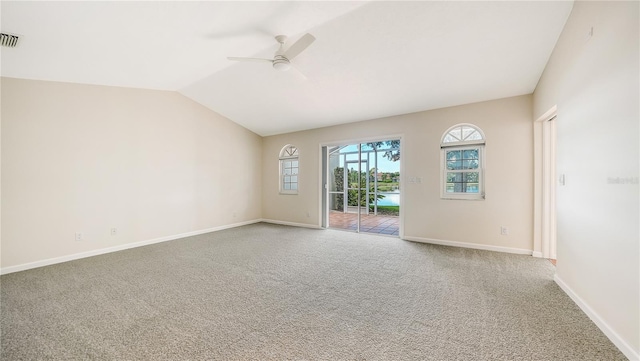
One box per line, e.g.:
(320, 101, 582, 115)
(371, 205, 399, 216)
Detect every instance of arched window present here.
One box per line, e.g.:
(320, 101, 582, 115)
(279, 145, 299, 194)
(441, 124, 485, 200)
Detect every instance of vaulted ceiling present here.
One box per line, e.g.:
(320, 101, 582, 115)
(1, 1, 573, 136)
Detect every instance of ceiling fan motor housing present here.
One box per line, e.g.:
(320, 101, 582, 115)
(272, 55, 291, 71)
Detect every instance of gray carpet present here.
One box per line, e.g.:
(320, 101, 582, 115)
(1, 223, 626, 360)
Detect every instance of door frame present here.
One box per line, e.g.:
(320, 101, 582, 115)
(319, 134, 405, 238)
(534, 106, 557, 259)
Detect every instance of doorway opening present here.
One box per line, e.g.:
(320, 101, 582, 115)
(324, 140, 401, 236)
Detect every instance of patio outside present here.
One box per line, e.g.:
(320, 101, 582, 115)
(329, 211, 399, 236)
(327, 141, 400, 236)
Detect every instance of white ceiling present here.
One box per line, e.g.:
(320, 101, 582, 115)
(1, 1, 573, 136)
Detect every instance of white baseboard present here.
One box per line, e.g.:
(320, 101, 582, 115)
(0, 219, 262, 275)
(554, 274, 639, 361)
(259, 219, 322, 229)
(403, 235, 533, 255)
(532, 251, 544, 258)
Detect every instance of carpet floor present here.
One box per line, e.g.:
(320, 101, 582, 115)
(1, 223, 626, 360)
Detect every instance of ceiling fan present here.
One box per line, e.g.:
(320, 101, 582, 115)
(227, 33, 315, 72)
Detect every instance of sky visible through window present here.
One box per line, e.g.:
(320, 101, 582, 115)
(339, 144, 400, 173)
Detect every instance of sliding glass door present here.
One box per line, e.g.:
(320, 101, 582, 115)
(325, 140, 400, 236)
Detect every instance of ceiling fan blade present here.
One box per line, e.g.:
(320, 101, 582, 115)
(283, 33, 316, 60)
(289, 65, 308, 81)
(227, 57, 273, 63)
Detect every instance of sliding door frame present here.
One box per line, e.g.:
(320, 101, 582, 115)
(319, 134, 405, 238)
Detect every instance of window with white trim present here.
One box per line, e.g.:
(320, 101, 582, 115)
(279, 145, 299, 194)
(441, 124, 485, 200)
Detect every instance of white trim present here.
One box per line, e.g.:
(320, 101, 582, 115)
(403, 235, 533, 255)
(441, 123, 486, 144)
(539, 107, 558, 259)
(279, 144, 299, 158)
(533, 106, 557, 259)
(532, 251, 544, 258)
(440, 139, 485, 148)
(319, 144, 327, 228)
(0, 219, 262, 275)
(535, 105, 558, 123)
(260, 218, 322, 229)
(319, 133, 405, 148)
(554, 274, 639, 361)
(398, 137, 405, 239)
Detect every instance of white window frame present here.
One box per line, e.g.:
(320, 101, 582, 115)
(279, 145, 299, 195)
(440, 124, 485, 200)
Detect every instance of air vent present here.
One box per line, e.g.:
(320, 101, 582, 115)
(1, 33, 20, 48)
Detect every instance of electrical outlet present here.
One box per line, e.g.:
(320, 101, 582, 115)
(75, 232, 83, 241)
(111, 228, 117, 236)
(500, 226, 509, 236)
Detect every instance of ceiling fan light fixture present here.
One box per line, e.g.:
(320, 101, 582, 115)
(272, 56, 291, 71)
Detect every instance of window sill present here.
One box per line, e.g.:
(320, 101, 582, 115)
(441, 194, 485, 201)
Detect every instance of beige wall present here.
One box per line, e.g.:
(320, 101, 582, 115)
(1, 77, 262, 269)
(262, 95, 534, 253)
(533, 1, 639, 358)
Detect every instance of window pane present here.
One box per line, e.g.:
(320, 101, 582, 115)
(446, 150, 461, 160)
(463, 160, 479, 169)
(290, 183, 298, 190)
(453, 128, 463, 140)
(442, 125, 484, 146)
(447, 173, 463, 182)
(447, 160, 462, 170)
(330, 167, 343, 191)
(281, 146, 298, 157)
(283, 160, 291, 168)
(283, 168, 291, 175)
(462, 149, 478, 159)
(443, 134, 458, 143)
(461, 127, 476, 140)
(360, 143, 375, 151)
(291, 176, 297, 183)
(291, 160, 298, 167)
(454, 182, 464, 192)
(465, 183, 479, 193)
(291, 167, 298, 175)
(463, 172, 479, 183)
(466, 132, 482, 141)
(446, 171, 480, 193)
(283, 183, 291, 190)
